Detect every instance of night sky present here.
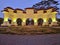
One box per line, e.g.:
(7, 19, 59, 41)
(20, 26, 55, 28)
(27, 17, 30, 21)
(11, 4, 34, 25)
(0, 0, 60, 18)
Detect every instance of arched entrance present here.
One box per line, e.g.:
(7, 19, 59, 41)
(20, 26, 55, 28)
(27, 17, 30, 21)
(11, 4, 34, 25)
(16, 18, 22, 26)
(26, 18, 34, 25)
(48, 18, 52, 24)
(8, 18, 12, 24)
(37, 18, 43, 26)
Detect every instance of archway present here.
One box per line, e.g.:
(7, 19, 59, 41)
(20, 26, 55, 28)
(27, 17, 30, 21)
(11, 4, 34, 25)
(16, 18, 22, 26)
(37, 18, 43, 26)
(48, 18, 52, 24)
(8, 18, 12, 24)
(26, 18, 34, 25)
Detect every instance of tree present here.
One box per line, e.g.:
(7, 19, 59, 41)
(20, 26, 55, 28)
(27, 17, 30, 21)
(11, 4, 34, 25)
(0, 18, 3, 26)
(32, 0, 59, 10)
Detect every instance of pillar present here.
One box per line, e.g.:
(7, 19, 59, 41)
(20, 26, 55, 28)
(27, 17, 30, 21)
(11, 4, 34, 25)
(49, 12, 58, 26)
(22, 18, 26, 26)
(42, 18, 48, 26)
(34, 19, 38, 26)
(50, 18, 58, 26)
(1, 21, 10, 26)
(11, 18, 17, 26)
(1, 11, 10, 26)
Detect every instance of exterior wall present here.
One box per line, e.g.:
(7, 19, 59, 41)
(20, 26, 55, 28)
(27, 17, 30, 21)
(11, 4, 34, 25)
(1, 7, 58, 26)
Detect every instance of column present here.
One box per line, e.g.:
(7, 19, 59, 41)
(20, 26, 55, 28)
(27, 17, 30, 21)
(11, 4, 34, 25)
(42, 19, 48, 26)
(50, 18, 58, 26)
(49, 12, 58, 26)
(34, 19, 38, 26)
(1, 21, 10, 26)
(22, 18, 26, 26)
(11, 18, 17, 26)
(1, 12, 10, 26)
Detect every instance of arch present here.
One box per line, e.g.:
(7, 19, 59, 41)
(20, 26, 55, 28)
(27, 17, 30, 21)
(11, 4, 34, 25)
(16, 18, 22, 26)
(48, 18, 52, 24)
(26, 18, 34, 25)
(37, 18, 43, 26)
(8, 18, 12, 24)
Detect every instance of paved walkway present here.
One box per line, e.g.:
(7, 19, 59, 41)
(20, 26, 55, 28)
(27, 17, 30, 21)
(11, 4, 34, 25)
(0, 34, 60, 45)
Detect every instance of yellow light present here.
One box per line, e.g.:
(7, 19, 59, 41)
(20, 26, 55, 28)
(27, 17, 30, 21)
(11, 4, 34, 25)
(22, 19, 26, 22)
(44, 19, 46, 22)
(34, 20, 37, 23)
(52, 19, 56, 22)
(22, 18, 26, 22)
(13, 20, 16, 22)
(13, 18, 16, 22)
(4, 18, 8, 22)
(34, 18, 37, 23)
(23, 20, 25, 22)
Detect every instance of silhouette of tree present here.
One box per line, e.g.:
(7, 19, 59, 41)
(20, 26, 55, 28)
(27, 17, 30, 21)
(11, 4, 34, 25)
(0, 18, 3, 26)
(32, 0, 59, 10)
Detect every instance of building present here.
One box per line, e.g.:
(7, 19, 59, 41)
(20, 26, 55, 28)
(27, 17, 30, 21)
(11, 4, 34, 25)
(1, 7, 58, 26)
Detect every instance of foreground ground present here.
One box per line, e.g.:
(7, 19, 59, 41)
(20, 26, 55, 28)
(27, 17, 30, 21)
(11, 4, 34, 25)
(0, 26, 60, 35)
(0, 34, 60, 45)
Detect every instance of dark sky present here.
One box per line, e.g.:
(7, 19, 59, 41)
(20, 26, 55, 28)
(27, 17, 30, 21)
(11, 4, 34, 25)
(0, 0, 60, 18)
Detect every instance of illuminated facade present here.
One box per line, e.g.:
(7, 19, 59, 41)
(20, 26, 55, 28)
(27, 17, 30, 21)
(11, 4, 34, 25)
(1, 7, 58, 26)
